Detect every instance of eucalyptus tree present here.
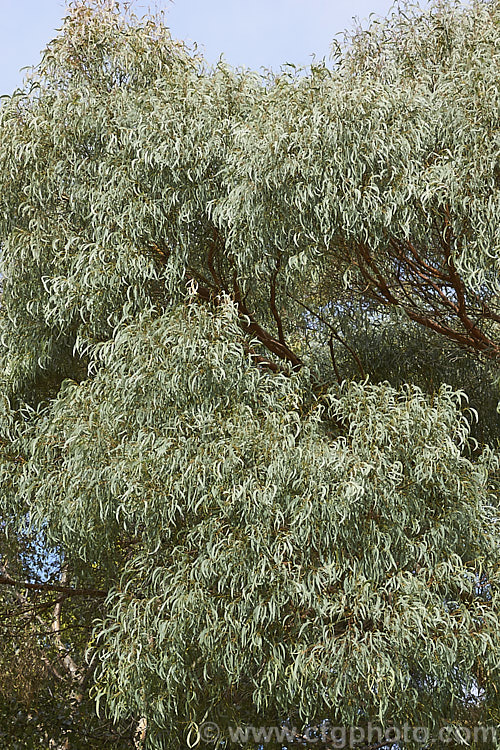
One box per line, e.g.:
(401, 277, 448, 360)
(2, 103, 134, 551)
(1, 1, 500, 748)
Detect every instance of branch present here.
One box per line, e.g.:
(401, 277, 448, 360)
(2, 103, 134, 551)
(151, 221, 304, 371)
(289, 294, 365, 379)
(185, 270, 303, 370)
(0, 578, 67, 682)
(232, 274, 302, 369)
(242, 343, 282, 373)
(0, 573, 107, 599)
(351, 234, 500, 360)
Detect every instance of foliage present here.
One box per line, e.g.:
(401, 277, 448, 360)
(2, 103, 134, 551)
(1, 1, 500, 748)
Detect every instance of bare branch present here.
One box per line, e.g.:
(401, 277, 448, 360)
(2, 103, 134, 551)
(0, 573, 107, 599)
(289, 294, 366, 379)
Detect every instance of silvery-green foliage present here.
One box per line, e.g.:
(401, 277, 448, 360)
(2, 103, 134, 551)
(3, 0, 500, 405)
(14, 298, 500, 746)
(214, 0, 500, 358)
(1, 1, 500, 747)
(317, 307, 500, 447)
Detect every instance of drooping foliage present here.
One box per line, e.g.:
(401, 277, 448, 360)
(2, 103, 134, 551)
(1, 1, 500, 748)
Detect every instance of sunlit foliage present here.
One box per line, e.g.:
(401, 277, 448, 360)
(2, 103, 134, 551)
(1, 1, 500, 748)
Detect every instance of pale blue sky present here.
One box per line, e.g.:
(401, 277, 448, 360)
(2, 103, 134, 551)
(0, 0, 429, 96)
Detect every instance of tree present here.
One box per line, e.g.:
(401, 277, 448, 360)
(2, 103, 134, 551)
(0, 0, 499, 748)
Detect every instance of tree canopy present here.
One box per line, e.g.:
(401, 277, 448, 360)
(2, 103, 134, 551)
(1, 1, 500, 748)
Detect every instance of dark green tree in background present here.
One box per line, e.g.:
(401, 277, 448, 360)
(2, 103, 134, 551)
(1, 1, 500, 747)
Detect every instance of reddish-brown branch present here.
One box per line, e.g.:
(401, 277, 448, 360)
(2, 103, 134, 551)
(230, 270, 302, 369)
(358, 242, 399, 306)
(389, 238, 460, 313)
(181, 224, 303, 370)
(185, 273, 289, 374)
(400, 261, 460, 315)
(402, 237, 451, 283)
(236, 295, 302, 369)
(243, 345, 281, 373)
(348, 228, 500, 359)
